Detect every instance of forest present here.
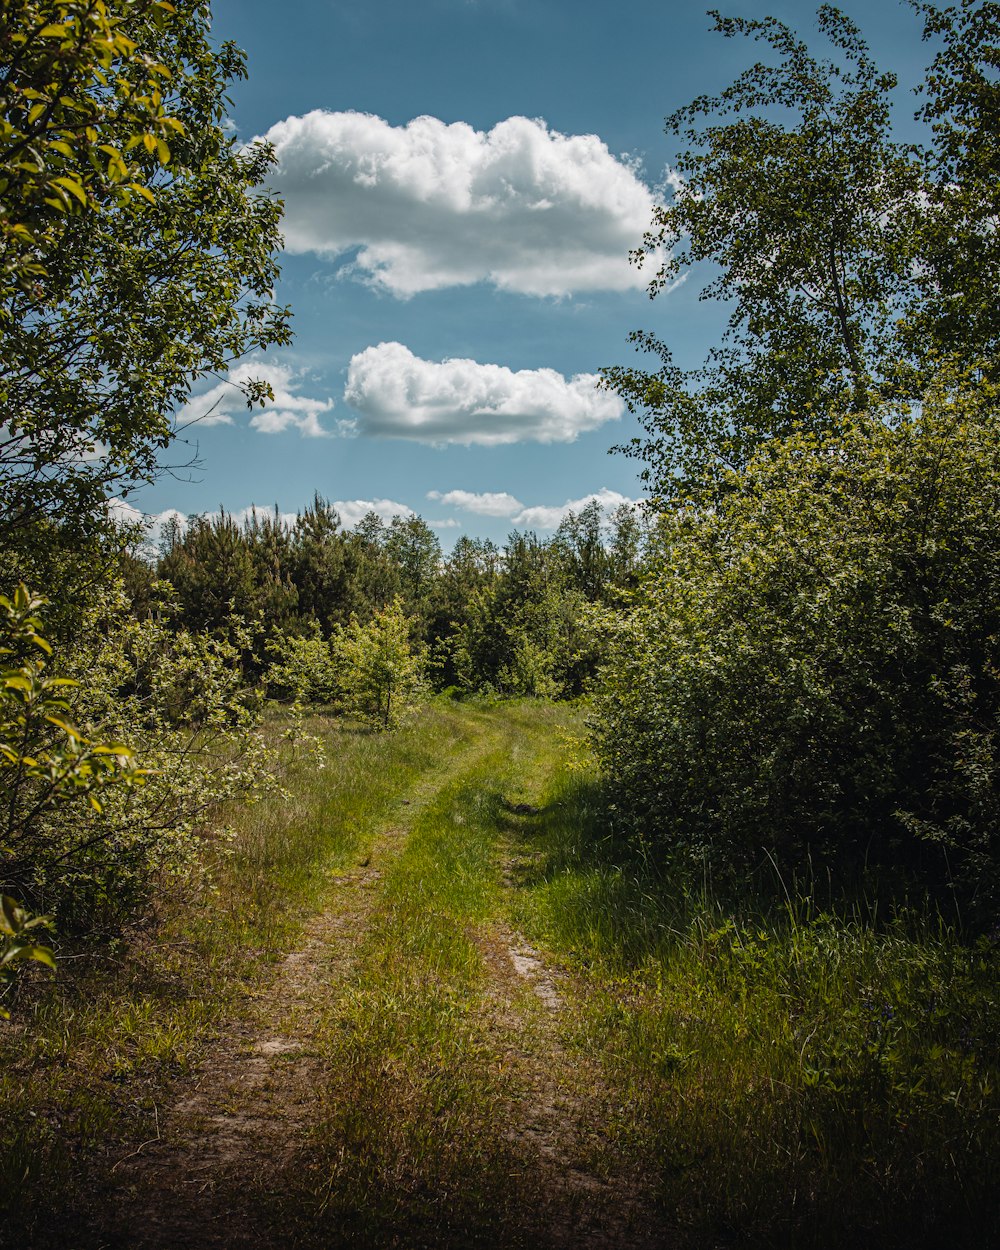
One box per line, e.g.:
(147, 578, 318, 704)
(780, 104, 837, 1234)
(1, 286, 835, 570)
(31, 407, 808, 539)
(1, 1, 999, 1247)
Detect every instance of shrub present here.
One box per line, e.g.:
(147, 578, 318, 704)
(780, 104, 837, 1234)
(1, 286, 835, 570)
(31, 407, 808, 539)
(591, 377, 1000, 912)
(333, 597, 426, 729)
(265, 626, 339, 704)
(4, 586, 275, 931)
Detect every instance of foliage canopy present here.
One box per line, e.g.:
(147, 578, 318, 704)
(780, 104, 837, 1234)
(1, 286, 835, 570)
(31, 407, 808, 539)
(0, 0, 290, 557)
(603, 1, 1000, 506)
(594, 378, 1000, 909)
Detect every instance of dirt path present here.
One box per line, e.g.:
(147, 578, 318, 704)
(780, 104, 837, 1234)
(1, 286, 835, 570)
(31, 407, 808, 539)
(81, 713, 675, 1250)
(94, 754, 480, 1249)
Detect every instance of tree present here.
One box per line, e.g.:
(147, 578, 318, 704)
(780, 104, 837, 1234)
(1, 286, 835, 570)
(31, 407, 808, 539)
(453, 531, 597, 698)
(0, 584, 143, 1005)
(158, 510, 258, 634)
(243, 505, 298, 632)
(383, 514, 441, 635)
(906, 0, 1000, 367)
(333, 597, 426, 730)
(0, 0, 181, 298)
(553, 500, 611, 601)
(606, 502, 645, 592)
(591, 3, 1000, 906)
(346, 512, 401, 616)
(288, 495, 355, 633)
(0, 586, 143, 873)
(601, 4, 1000, 506)
(0, 0, 290, 562)
(425, 535, 500, 686)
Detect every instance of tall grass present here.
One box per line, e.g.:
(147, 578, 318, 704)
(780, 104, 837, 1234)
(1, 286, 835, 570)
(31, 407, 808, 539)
(5, 699, 996, 1248)
(0, 700, 480, 1236)
(512, 763, 1000, 1248)
(291, 699, 582, 1249)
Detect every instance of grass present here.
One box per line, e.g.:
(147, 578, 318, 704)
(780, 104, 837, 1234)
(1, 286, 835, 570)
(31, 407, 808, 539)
(3, 698, 998, 1249)
(282, 698, 584, 1249)
(511, 759, 1000, 1249)
(0, 698, 483, 1238)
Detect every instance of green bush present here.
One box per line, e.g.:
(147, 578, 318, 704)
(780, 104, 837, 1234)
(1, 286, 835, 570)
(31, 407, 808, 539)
(592, 377, 1000, 911)
(0, 585, 142, 1003)
(265, 625, 339, 704)
(3, 586, 275, 932)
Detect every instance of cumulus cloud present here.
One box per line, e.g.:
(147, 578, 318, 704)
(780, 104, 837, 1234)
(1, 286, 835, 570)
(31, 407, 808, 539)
(106, 500, 188, 552)
(345, 342, 623, 445)
(428, 485, 642, 529)
(427, 489, 523, 517)
(176, 360, 336, 438)
(333, 498, 414, 528)
(258, 111, 658, 297)
(512, 487, 641, 530)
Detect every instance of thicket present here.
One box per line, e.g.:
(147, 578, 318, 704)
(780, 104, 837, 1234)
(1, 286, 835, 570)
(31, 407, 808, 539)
(595, 382, 1000, 911)
(594, 1, 1000, 912)
(0, 0, 291, 981)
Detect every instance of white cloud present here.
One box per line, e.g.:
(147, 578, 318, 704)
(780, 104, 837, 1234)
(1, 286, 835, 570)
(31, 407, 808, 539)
(333, 498, 414, 528)
(427, 489, 523, 517)
(176, 360, 335, 438)
(512, 488, 640, 530)
(107, 500, 188, 552)
(258, 111, 658, 297)
(345, 342, 623, 445)
(429, 485, 643, 530)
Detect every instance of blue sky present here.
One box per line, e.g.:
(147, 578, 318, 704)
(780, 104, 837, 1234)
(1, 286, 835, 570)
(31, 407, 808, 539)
(132, 0, 931, 548)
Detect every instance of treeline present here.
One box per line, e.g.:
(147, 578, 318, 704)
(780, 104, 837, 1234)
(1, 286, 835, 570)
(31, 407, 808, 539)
(0, 492, 644, 950)
(132, 496, 645, 698)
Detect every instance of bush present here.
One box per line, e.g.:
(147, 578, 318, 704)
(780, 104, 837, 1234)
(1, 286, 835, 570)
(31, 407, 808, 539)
(3, 586, 275, 932)
(591, 378, 1000, 912)
(265, 626, 339, 704)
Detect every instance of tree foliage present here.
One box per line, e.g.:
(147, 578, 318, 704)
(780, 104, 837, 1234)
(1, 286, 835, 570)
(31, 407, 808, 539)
(333, 597, 426, 730)
(592, 2, 1000, 908)
(0, 582, 277, 933)
(594, 379, 1000, 909)
(1, 584, 142, 856)
(603, 2, 998, 507)
(0, 0, 181, 296)
(0, 0, 290, 558)
(0, 584, 143, 1005)
(907, 0, 1000, 365)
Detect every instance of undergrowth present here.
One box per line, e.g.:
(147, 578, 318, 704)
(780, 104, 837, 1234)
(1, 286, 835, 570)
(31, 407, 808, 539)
(4, 700, 997, 1249)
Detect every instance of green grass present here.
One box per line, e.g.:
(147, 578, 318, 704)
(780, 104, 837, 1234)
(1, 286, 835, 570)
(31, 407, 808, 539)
(4, 698, 998, 1249)
(0, 698, 483, 1236)
(511, 761, 1000, 1249)
(285, 699, 583, 1249)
